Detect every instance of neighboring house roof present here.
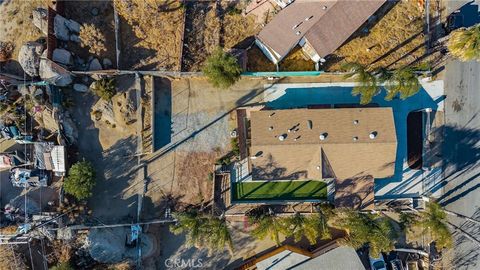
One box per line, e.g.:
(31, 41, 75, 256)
(238, 244, 313, 270)
(291, 246, 366, 270)
(256, 0, 386, 61)
(239, 245, 366, 270)
(249, 108, 397, 180)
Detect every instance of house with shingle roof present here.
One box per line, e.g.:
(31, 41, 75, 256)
(255, 0, 386, 68)
(234, 106, 397, 211)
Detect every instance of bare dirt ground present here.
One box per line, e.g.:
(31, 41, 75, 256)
(64, 0, 117, 68)
(69, 77, 140, 223)
(0, 0, 48, 75)
(142, 77, 267, 210)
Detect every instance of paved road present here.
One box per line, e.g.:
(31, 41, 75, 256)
(441, 1, 480, 268)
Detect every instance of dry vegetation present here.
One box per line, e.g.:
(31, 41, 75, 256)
(222, 3, 260, 49)
(0, 0, 49, 59)
(79, 24, 107, 56)
(327, 1, 426, 71)
(114, 0, 185, 70)
(247, 45, 316, 72)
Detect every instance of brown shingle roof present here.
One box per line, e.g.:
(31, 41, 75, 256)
(334, 175, 375, 210)
(256, 0, 385, 60)
(249, 108, 397, 180)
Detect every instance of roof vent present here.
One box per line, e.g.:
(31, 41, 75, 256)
(319, 133, 328, 141)
(269, 112, 275, 118)
(305, 16, 313, 21)
(279, 134, 287, 141)
(269, 126, 274, 131)
(369, 131, 378, 139)
(295, 31, 301, 35)
(307, 120, 313, 129)
(323, 5, 327, 10)
(353, 120, 359, 125)
(353, 136, 358, 141)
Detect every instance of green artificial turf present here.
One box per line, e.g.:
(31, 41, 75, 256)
(233, 180, 327, 201)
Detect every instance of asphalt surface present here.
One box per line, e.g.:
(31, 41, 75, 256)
(441, 1, 480, 268)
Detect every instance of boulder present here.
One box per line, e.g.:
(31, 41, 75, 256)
(52, 48, 73, 66)
(69, 34, 80, 43)
(39, 58, 73, 86)
(73, 83, 89, 93)
(32, 8, 48, 35)
(65, 19, 81, 33)
(18, 42, 44, 77)
(54, 15, 70, 41)
(60, 112, 78, 144)
(102, 58, 113, 69)
(92, 99, 116, 126)
(88, 58, 102, 71)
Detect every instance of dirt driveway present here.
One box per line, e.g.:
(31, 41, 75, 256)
(140, 77, 268, 217)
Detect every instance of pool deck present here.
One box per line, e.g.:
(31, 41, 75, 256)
(260, 80, 445, 200)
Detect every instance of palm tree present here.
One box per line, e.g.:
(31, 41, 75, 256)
(170, 211, 206, 248)
(333, 209, 395, 258)
(170, 211, 234, 253)
(249, 211, 285, 246)
(282, 212, 331, 245)
(204, 216, 234, 254)
(384, 67, 421, 100)
(416, 202, 453, 249)
(343, 62, 381, 105)
(448, 24, 480, 61)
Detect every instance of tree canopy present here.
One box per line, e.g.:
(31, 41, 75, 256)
(343, 62, 421, 104)
(281, 212, 331, 245)
(334, 209, 396, 257)
(448, 24, 480, 61)
(416, 202, 453, 249)
(343, 62, 381, 105)
(383, 67, 421, 100)
(63, 160, 96, 201)
(91, 78, 116, 100)
(170, 211, 233, 254)
(202, 48, 242, 89)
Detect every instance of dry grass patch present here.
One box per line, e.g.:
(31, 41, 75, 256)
(222, 5, 260, 49)
(114, 0, 185, 70)
(0, 0, 49, 59)
(327, 1, 426, 71)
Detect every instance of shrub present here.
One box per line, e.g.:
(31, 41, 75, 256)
(64, 160, 96, 201)
(448, 24, 480, 61)
(0, 41, 14, 62)
(79, 24, 107, 55)
(231, 137, 240, 157)
(91, 78, 116, 100)
(202, 48, 242, 88)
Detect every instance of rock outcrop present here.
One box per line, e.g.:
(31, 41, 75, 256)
(54, 15, 81, 42)
(39, 58, 73, 86)
(18, 42, 44, 77)
(32, 8, 48, 35)
(52, 48, 73, 66)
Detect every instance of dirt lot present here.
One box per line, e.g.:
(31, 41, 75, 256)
(63, 1, 117, 68)
(326, 1, 432, 71)
(114, 0, 185, 71)
(182, 0, 262, 71)
(0, 0, 49, 75)
(137, 76, 270, 215)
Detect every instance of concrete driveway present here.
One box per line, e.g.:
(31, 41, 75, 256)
(440, 1, 480, 269)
